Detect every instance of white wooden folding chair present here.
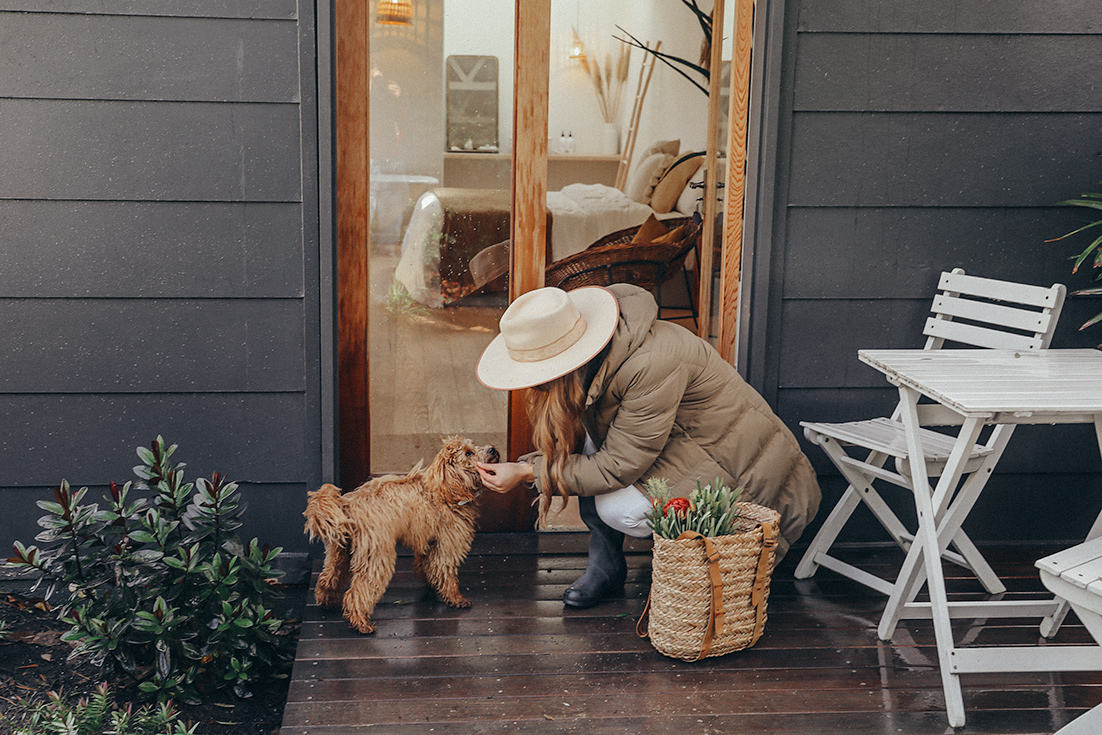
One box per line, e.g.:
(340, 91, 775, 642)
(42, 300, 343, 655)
(1036, 537, 1102, 735)
(794, 268, 1066, 596)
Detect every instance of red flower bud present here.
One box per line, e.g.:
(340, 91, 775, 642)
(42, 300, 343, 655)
(664, 497, 692, 516)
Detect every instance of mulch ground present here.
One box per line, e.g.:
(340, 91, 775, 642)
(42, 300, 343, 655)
(0, 578, 306, 734)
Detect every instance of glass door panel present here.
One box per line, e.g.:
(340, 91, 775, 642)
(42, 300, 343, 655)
(367, 0, 513, 475)
(536, 0, 715, 528)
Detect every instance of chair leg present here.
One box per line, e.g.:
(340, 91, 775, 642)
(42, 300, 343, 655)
(797, 433, 1006, 597)
(682, 266, 698, 328)
(945, 529, 1006, 595)
(794, 484, 864, 579)
(795, 439, 910, 588)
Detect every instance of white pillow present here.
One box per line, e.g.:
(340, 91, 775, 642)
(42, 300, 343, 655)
(676, 165, 706, 215)
(624, 152, 675, 205)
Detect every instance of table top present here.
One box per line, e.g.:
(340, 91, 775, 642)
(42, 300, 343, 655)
(858, 349, 1102, 417)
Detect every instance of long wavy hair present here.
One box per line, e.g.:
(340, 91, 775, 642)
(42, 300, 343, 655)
(526, 367, 587, 524)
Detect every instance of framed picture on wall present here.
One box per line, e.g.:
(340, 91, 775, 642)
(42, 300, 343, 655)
(446, 55, 499, 153)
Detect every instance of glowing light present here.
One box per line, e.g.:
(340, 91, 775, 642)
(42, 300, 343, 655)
(569, 32, 587, 65)
(377, 0, 412, 26)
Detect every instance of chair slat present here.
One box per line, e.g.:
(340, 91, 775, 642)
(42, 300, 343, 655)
(1037, 537, 1102, 579)
(802, 417, 993, 462)
(931, 294, 1056, 335)
(938, 270, 1062, 309)
(923, 317, 1045, 351)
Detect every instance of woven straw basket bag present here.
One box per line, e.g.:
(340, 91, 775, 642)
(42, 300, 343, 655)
(637, 502, 780, 661)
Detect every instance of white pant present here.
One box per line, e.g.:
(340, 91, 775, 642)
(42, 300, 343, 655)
(581, 434, 653, 539)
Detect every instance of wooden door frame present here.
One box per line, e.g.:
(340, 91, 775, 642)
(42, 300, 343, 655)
(332, 0, 550, 529)
(718, 0, 756, 365)
(507, 0, 550, 469)
(336, 0, 370, 488)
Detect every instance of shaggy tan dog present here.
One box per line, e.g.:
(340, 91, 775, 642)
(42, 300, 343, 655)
(303, 436, 499, 634)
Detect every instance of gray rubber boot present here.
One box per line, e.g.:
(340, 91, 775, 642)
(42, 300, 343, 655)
(563, 496, 627, 608)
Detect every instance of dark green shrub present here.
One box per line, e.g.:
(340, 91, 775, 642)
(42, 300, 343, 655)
(7, 437, 294, 703)
(1, 682, 198, 734)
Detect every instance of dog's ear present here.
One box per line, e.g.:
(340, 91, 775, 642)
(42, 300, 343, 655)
(304, 484, 348, 543)
(426, 437, 483, 506)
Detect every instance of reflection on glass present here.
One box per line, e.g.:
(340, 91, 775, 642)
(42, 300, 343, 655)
(368, 0, 512, 474)
(446, 55, 499, 152)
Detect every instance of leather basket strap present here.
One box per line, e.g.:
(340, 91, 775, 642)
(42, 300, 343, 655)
(676, 530, 725, 661)
(749, 521, 777, 645)
(636, 594, 652, 639)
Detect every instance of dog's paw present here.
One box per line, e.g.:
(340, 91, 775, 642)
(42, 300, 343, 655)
(315, 589, 342, 608)
(443, 594, 472, 609)
(345, 615, 377, 635)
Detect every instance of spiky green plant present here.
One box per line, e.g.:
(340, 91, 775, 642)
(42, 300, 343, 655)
(385, 280, 431, 319)
(642, 477, 744, 539)
(0, 682, 198, 734)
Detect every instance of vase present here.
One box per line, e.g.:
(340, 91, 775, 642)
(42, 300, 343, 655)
(601, 122, 620, 155)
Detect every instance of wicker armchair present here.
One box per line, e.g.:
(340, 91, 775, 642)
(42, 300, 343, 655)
(545, 216, 701, 323)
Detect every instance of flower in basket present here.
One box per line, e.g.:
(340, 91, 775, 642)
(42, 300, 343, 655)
(642, 477, 744, 539)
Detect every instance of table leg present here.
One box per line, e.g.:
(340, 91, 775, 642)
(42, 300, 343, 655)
(878, 411, 986, 640)
(913, 421, 1017, 606)
(888, 387, 972, 727)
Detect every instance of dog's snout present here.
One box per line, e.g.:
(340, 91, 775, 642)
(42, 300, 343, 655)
(484, 445, 500, 463)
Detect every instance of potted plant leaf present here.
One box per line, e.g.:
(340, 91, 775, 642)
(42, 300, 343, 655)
(1049, 188, 1102, 336)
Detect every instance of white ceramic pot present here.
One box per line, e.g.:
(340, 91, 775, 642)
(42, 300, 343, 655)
(601, 122, 620, 155)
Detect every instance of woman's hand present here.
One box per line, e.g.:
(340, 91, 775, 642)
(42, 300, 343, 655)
(476, 461, 535, 494)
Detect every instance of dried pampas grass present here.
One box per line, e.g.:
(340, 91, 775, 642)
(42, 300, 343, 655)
(575, 28, 631, 124)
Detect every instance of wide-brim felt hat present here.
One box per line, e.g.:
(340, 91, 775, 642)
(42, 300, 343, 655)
(477, 286, 619, 391)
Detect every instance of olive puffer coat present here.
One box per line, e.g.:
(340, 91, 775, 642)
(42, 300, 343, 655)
(526, 284, 821, 559)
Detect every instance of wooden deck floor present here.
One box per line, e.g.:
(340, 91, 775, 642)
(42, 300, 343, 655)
(281, 536, 1102, 734)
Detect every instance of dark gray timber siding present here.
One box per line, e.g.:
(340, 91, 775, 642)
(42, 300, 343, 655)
(0, 1, 324, 554)
(750, 0, 1102, 544)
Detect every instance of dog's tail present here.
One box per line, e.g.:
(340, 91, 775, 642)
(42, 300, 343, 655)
(304, 483, 348, 545)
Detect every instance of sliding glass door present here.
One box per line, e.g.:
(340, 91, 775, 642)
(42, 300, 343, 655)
(336, 0, 750, 530)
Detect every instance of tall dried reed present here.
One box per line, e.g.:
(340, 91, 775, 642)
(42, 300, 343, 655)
(575, 28, 631, 125)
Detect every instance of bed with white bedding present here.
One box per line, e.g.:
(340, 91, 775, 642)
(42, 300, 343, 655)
(393, 149, 706, 307)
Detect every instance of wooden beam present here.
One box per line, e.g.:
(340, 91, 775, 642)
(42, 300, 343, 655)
(335, 0, 370, 487)
(510, 0, 550, 302)
(696, 0, 726, 342)
(718, 0, 755, 365)
(502, 0, 550, 529)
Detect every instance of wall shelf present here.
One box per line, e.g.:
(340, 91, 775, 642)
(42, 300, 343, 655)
(443, 152, 621, 189)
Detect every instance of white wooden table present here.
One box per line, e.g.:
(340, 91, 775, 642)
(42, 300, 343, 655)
(857, 348, 1102, 727)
